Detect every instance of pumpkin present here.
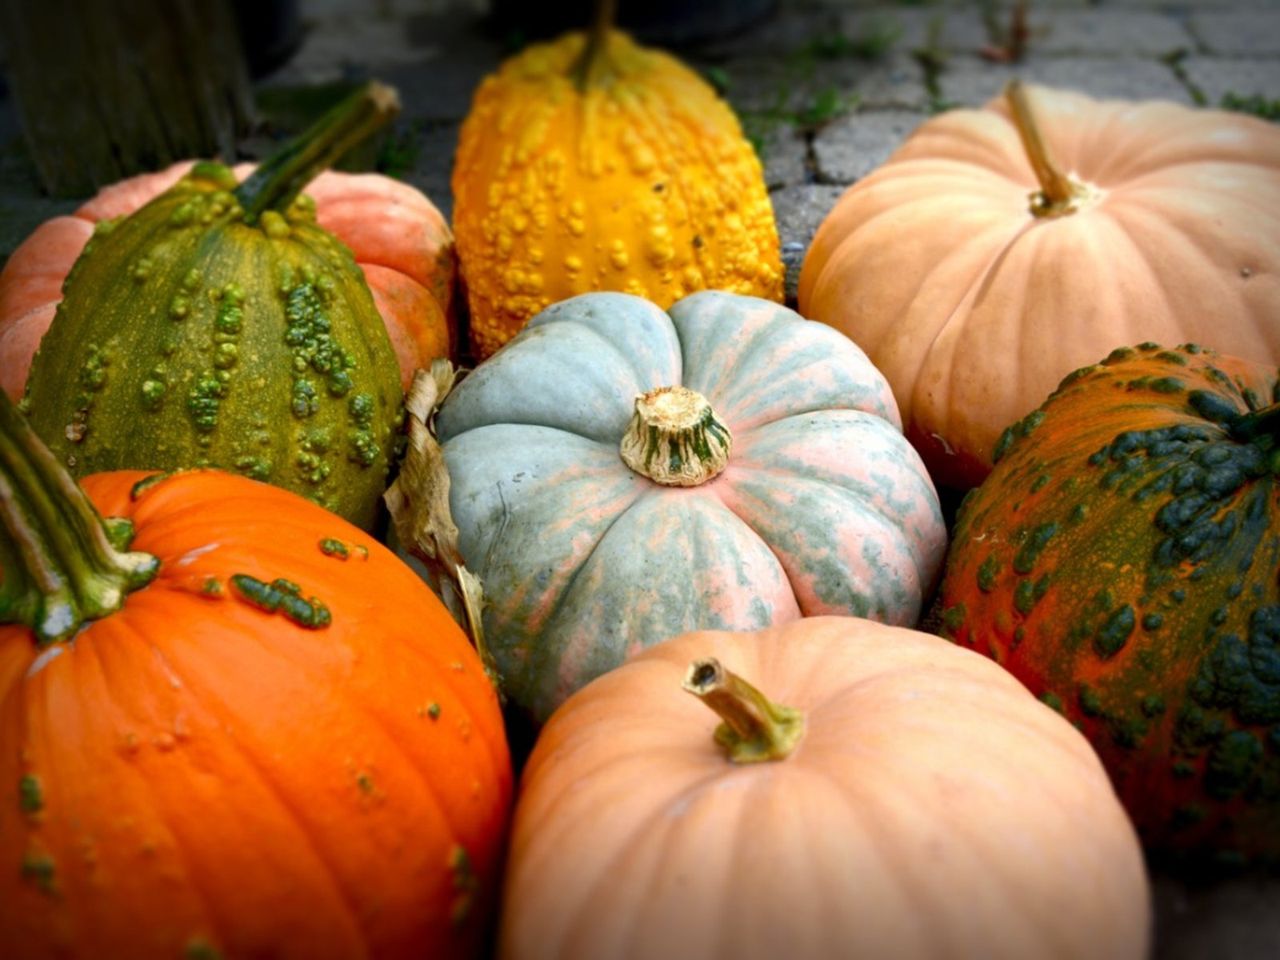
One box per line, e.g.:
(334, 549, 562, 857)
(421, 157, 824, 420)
(17, 83, 412, 531)
(0, 162, 456, 402)
(939, 341, 1280, 862)
(798, 81, 1280, 489)
(0, 111, 456, 402)
(434, 290, 947, 722)
(0, 392, 513, 958)
(499, 616, 1151, 960)
(450, 3, 783, 360)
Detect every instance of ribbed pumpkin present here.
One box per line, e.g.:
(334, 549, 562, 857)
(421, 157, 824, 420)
(939, 342, 1280, 862)
(451, 4, 783, 360)
(0, 160, 456, 401)
(799, 82, 1280, 489)
(435, 290, 947, 722)
(0, 393, 512, 958)
(500, 617, 1151, 960)
(17, 84, 411, 531)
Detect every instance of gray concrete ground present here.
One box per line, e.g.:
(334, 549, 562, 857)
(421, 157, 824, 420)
(2, 0, 1279, 955)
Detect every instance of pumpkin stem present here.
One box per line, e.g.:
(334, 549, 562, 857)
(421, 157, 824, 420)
(619, 386, 733, 486)
(0, 393, 158, 646)
(1004, 80, 1097, 218)
(234, 81, 401, 225)
(1230, 399, 1280, 448)
(571, 0, 618, 91)
(683, 658, 805, 763)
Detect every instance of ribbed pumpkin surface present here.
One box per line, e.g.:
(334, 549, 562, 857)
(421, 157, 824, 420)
(799, 85, 1280, 488)
(940, 343, 1280, 860)
(0, 469, 512, 958)
(452, 29, 783, 359)
(20, 163, 404, 531)
(436, 290, 946, 722)
(501, 617, 1150, 960)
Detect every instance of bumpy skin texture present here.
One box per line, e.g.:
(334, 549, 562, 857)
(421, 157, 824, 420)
(20, 164, 405, 531)
(451, 29, 783, 361)
(0, 160, 456, 399)
(500, 617, 1151, 960)
(0, 469, 512, 959)
(799, 84, 1280, 489)
(436, 290, 946, 722)
(940, 343, 1280, 862)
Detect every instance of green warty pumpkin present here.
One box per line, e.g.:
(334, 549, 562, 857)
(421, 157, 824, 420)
(21, 84, 404, 530)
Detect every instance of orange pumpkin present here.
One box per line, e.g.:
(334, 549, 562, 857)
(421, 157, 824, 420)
(0, 394, 512, 958)
(500, 617, 1151, 960)
(799, 82, 1280, 489)
(0, 160, 456, 399)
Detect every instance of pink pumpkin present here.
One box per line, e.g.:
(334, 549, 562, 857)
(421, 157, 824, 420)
(0, 161, 456, 399)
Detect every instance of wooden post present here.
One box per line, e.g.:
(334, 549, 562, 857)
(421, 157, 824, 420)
(0, 0, 255, 197)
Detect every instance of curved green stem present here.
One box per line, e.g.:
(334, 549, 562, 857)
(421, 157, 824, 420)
(683, 658, 805, 763)
(571, 0, 618, 91)
(234, 81, 401, 224)
(0, 394, 157, 646)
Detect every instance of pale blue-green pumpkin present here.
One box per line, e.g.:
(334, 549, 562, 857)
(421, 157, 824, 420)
(437, 290, 948, 721)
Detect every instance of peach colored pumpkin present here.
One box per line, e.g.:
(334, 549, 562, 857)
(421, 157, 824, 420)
(799, 82, 1280, 489)
(0, 161, 456, 399)
(500, 616, 1152, 960)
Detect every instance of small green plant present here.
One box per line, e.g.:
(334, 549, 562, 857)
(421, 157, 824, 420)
(912, 14, 952, 114)
(728, 18, 895, 155)
(803, 19, 903, 61)
(1220, 92, 1280, 122)
(1161, 50, 1207, 106)
(703, 66, 732, 96)
(795, 87, 858, 127)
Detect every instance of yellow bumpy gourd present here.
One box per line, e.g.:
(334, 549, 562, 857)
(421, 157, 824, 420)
(452, 26, 783, 359)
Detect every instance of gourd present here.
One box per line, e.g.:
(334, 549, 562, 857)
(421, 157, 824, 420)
(939, 342, 1280, 862)
(434, 290, 947, 722)
(18, 84, 411, 531)
(500, 616, 1151, 960)
(0, 160, 457, 400)
(451, 0, 783, 360)
(0, 392, 513, 958)
(798, 81, 1280, 489)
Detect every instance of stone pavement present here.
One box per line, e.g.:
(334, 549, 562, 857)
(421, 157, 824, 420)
(1, 0, 1279, 955)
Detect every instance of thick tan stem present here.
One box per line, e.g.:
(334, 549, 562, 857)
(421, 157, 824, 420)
(619, 386, 732, 486)
(1005, 80, 1096, 217)
(683, 658, 805, 764)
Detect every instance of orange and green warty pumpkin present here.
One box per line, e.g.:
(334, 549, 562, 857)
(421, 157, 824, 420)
(500, 617, 1151, 960)
(451, 12, 783, 360)
(940, 342, 1280, 862)
(10, 84, 442, 531)
(0, 392, 512, 959)
(799, 82, 1280, 489)
(435, 290, 947, 722)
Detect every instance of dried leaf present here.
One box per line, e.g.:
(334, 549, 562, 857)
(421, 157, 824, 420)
(385, 361, 501, 693)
